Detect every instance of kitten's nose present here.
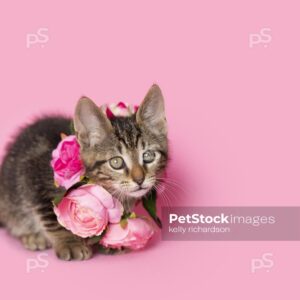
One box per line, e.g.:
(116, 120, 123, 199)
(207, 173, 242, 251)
(134, 176, 144, 185)
(131, 166, 145, 186)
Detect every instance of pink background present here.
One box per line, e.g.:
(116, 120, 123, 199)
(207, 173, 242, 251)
(0, 0, 299, 299)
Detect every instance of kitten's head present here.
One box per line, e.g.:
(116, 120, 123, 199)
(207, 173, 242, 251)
(74, 84, 168, 209)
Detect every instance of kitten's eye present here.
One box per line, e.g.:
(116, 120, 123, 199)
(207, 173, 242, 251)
(143, 150, 156, 163)
(109, 157, 125, 170)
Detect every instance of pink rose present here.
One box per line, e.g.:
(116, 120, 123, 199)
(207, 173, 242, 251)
(51, 135, 85, 189)
(101, 102, 139, 119)
(54, 184, 124, 238)
(100, 217, 154, 250)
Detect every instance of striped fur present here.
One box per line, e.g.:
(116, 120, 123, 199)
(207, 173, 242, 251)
(0, 84, 168, 260)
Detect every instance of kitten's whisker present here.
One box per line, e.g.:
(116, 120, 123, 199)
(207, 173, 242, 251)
(154, 180, 182, 206)
(153, 184, 169, 207)
(159, 191, 171, 208)
(153, 183, 173, 207)
(155, 177, 186, 188)
(155, 178, 188, 195)
(159, 187, 174, 207)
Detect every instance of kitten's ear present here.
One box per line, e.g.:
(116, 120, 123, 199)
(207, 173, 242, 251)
(74, 97, 112, 148)
(137, 84, 167, 135)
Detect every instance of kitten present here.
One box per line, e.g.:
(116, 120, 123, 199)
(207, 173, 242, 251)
(0, 84, 168, 260)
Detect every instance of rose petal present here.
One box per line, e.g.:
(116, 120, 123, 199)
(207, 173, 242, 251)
(107, 199, 124, 223)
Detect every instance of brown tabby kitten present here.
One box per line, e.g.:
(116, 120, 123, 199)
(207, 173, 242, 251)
(0, 84, 168, 260)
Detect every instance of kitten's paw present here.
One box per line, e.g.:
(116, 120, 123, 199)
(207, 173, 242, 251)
(21, 233, 52, 251)
(55, 242, 93, 261)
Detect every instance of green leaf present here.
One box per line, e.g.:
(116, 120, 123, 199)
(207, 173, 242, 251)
(142, 189, 162, 228)
(52, 192, 65, 206)
(129, 212, 136, 219)
(120, 218, 128, 229)
(87, 235, 103, 246)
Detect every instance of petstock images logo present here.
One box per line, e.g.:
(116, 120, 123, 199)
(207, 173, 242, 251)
(162, 207, 300, 241)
